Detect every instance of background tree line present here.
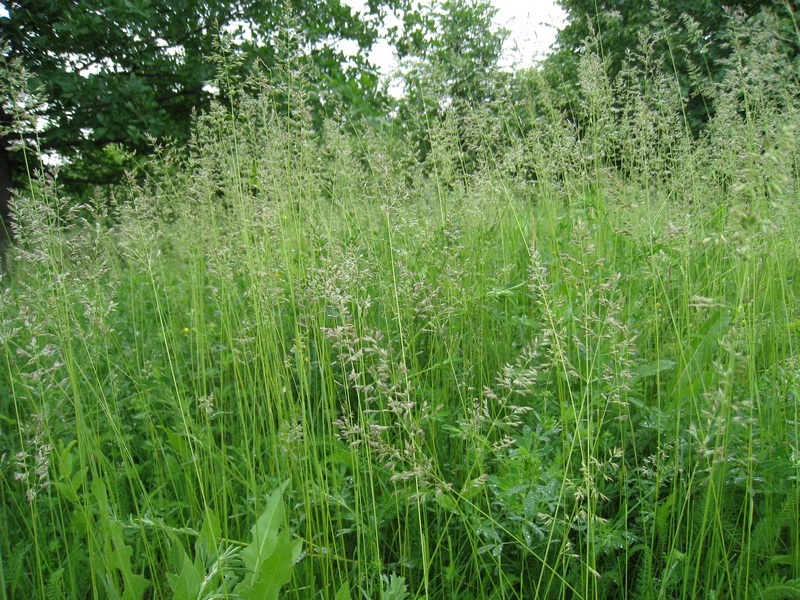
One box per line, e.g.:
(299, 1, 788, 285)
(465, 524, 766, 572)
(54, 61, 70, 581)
(0, 0, 798, 243)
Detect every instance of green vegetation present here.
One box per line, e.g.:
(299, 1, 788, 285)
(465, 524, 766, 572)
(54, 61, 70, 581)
(546, 0, 800, 133)
(1, 7, 800, 600)
(0, 0, 403, 197)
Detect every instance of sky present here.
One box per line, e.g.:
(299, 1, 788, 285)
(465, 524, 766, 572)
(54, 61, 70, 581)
(365, 0, 568, 75)
(488, 0, 568, 67)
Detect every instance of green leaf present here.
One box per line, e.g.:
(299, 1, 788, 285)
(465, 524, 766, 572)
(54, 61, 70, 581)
(655, 492, 676, 539)
(166, 551, 203, 600)
(769, 555, 800, 569)
(235, 480, 300, 599)
(239, 481, 289, 579)
(238, 529, 300, 600)
(434, 491, 457, 512)
(334, 581, 352, 600)
(758, 581, 800, 599)
(91, 479, 149, 600)
(107, 519, 150, 600)
(196, 510, 222, 565)
(166, 511, 227, 600)
(56, 442, 87, 502)
(384, 574, 409, 600)
(632, 359, 676, 380)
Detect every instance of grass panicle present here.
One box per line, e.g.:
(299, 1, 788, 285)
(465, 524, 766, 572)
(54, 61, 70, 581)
(1, 11, 799, 600)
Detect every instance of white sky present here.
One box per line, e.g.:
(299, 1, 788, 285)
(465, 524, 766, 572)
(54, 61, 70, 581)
(492, 0, 567, 67)
(365, 0, 568, 74)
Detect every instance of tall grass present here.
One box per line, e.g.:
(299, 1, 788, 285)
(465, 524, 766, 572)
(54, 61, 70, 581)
(1, 14, 799, 599)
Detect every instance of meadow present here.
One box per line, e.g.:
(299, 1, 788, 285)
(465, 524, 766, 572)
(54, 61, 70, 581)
(1, 23, 799, 600)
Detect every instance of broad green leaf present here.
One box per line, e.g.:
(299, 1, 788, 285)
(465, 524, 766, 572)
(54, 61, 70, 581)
(239, 481, 290, 584)
(632, 359, 676, 380)
(109, 518, 150, 600)
(91, 478, 109, 514)
(167, 551, 202, 600)
(168, 536, 186, 579)
(384, 574, 409, 600)
(237, 529, 299, 600)
(434, 491, 457, 512)
(54, 441, 87, 502)
(197, 510, 222, 564)
(334, 581, 351, 600)
(91, 479, 149, 600)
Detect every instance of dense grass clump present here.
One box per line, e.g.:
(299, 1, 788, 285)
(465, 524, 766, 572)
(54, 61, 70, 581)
(1, 19, 799, 600)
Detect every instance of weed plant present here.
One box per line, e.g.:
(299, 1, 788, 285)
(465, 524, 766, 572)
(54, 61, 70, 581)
(1, 14, 799, 600)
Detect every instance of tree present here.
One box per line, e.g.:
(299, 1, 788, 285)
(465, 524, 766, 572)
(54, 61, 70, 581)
(391, 0, 510, 173)
(395, 0, 507, 109)
(0, 0, 404, 239)
(544, 0, 799, 133)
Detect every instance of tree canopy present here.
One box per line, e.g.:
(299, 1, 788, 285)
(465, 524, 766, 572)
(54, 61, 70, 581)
(545, 0, 799, 133)
(0, 0, 403, 217)
(388, 0, 509, 174)
(396, 0, 507, 109)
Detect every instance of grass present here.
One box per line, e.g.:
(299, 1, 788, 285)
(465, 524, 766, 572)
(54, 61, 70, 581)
(1, 17, 800, 600)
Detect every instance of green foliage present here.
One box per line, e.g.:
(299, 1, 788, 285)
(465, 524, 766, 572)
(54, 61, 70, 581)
(392, 0, 510, 171)
(166, 484, 300, 600)
(92, 479, 150, 600)
(236, 482, 302, 600)
(546, 0, 800, 134)
(1, 15, 799, 600)
(396, 0, 508, 108)
(0, 0, 402, 194)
